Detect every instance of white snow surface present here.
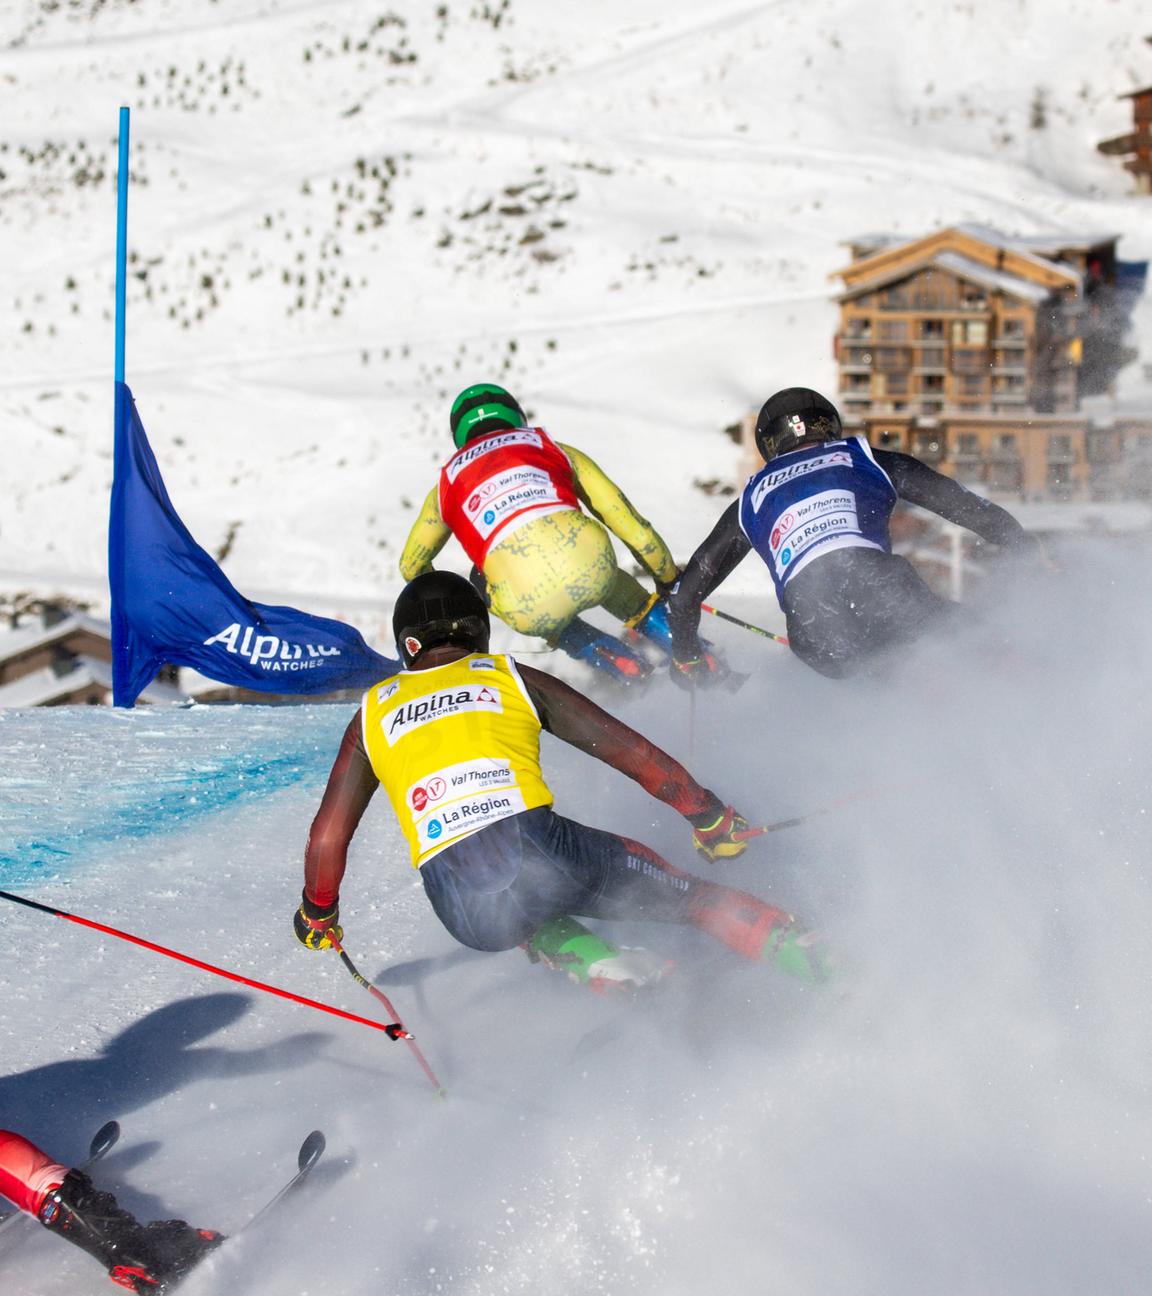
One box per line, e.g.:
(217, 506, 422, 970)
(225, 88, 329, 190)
(3, 550, 1152, 1296)
(4, 3, 1152, 1294)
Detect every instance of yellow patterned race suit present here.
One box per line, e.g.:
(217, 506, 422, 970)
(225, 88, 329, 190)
(399, 442, 677, 642)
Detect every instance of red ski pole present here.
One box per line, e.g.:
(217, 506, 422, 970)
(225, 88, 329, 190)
(325, 933, 446, 1096)
(733, 787, 875, 841)
(0, 889, 425, 1059)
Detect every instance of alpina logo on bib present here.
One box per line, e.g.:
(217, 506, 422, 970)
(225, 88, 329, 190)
(382, 684, 503, 745)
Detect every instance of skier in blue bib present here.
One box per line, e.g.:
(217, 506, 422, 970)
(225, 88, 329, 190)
(668, 388, 1037, 680)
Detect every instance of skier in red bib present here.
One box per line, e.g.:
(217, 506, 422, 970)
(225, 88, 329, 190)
(0, 1129, 221, 1292)
(398, 383, 687, 683)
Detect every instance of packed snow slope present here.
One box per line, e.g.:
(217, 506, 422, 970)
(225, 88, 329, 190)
(3, 549, 1152, 1296)
(2, 0, 1151, 630)
(5, 5, 1152, 1295)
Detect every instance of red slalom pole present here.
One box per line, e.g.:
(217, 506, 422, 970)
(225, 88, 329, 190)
(327, 933, 446, 1096)
(0, 889, 420, 1054)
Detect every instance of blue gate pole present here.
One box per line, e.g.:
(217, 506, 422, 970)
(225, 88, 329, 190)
(114, 106, 129, 384)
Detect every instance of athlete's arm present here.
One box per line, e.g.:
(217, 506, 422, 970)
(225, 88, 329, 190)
(304, 711, 379, 909)
(561, 444, 678, 584)
(399, 487, 453, 581)
(874, 450, 1035, 550)
(518, 663, 723, 820)
(667, 500, 751, 659)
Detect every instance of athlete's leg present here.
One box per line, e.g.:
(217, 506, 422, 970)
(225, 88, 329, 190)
(520, 811, 830, 981)
(783, 549, 960, 678)
(485, 512, 620, 639)
(600, 568, 651, 623)
(0, 1131, 67, 1216)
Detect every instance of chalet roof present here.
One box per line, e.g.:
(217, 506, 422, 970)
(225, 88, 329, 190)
(838, 223, 1115, 286)
(0, 610, 111, 663)
(836, 249, 1054, 305)
(1119, 84, 1152, 100)
(0, 654, 185, 708)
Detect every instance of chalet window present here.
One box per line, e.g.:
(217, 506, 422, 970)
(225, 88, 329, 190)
(845, 318, 873, 339)
(919, 346, 945, 368)
(952, 320, 988, 346)
(912, 431, 943, 460)
(957, 433, 980, 455)
(882, 286, 908, 309)
(875, 430, 903, 448)
(878, 321, 908, 342)
(1048, 434, 1073, 457)
(1000, 317, 1027, 339)
(960, 286, 988, 311)
(921, 400, 944, 415)
(996, 434, 1018, 455)
(918, 319, 945, 339)
(922, 374, 945, 393)
(959, 374, 986, 395)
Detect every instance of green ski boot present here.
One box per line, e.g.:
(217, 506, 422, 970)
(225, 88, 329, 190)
(525, 916, 673, 994)
(763, 922, 836, 985)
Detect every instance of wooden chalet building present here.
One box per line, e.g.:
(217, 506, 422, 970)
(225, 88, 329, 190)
(0, 607, 184, 707)
(1097, 37, 1152, 193)
(819, 223, 1152, 499)
(833, 223, 1120, 420)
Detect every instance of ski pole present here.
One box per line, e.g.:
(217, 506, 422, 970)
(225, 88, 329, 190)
(700, 603, 789, 646)
(325, 933, 446, 1096)
(733, 787, 874, 841)
(0, 890, 420, 1048)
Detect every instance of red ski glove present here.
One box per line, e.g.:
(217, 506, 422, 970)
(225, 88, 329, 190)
(293, 891, 343, 951)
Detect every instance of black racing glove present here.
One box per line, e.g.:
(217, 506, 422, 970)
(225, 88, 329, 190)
(293, 890, 343, 951)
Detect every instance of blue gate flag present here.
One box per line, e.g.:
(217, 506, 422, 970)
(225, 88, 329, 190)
(110, 381, 399, 706)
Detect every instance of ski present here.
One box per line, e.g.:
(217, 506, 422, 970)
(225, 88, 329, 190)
(161, 1130, 326, 1291)
(0, 1119, 121, 1234)
(237, 1129, 326, 1235)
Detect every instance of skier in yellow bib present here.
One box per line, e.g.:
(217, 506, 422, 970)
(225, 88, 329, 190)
(397, 383, 682, 683)
(294, 571, 830, 991)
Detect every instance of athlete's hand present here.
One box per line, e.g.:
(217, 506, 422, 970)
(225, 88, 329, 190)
(654, 568, 682, 601)
(293, 891, 343, 951)
(670, 650, 728, 690)
(690, 805, 750, 861)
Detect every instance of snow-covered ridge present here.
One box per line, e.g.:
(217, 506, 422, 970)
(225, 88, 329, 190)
(2, 0, 1150, 620)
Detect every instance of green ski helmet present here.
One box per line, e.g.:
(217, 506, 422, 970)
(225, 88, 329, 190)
(449, 383, 526, 448)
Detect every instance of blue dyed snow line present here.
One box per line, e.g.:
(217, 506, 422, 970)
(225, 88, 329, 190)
(0, 745, 330, 887)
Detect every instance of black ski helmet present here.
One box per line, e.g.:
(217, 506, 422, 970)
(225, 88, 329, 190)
(392, 571, 491, 667)
(754, 388, 843, 461)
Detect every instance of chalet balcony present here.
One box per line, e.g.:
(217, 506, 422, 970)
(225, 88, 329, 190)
(992, 363, 1028, 375)
(914, 346, 946, 370)
(840, 345, 874, 365)
(951, 349, 992, 374)
(873, 346, 914, 371)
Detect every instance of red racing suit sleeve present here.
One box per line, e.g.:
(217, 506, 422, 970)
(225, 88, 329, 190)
(303, 711, 379, 910)
(517, 663, 724, 822)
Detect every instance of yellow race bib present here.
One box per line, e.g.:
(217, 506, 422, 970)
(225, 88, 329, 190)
(361, 654, 553, 867)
